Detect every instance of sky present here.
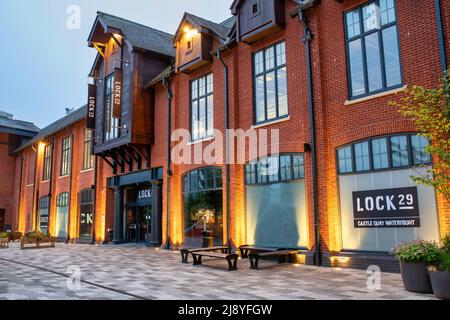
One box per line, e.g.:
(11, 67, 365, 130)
(0, 0, 232, 128)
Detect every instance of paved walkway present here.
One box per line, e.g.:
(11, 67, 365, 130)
(0, 242, 436, 300)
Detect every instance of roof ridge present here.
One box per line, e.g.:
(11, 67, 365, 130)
(185, 12, 227, 28)
(97, 11, 174, 38)
(220, 16, 235, 26)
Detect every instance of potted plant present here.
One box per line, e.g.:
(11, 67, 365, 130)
(428, 234, 450, 300)
(392, 240, 441, 293)
(11, 230, 22, 242)
(21, 230, 55, 249)
(0, 232, 9, 248)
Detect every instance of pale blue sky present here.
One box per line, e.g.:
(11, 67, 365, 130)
(0, 0, 232, 128)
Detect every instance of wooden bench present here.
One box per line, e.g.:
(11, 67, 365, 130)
(239, 245, 281, 258)
(249, 250, 299, 270)
(180, 246, 230, 264)
(20, 237, 55, 250)
(191, 251, 239, 271)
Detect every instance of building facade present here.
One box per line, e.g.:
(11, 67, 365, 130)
(7, 0, 450, 271)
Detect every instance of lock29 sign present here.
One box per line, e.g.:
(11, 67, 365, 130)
(352, 187, 420, 228)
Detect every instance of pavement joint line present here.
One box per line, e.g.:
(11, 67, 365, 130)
(0, 257, 148, 300)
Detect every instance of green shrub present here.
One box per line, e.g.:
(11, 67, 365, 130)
(392, 240, 441, 263)
(0, 232, 8, 239)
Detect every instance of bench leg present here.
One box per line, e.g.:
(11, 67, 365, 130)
(241, 248, 249, 259)
(278, 255, 287, 264)
(192, 254, 202, 266)
(249, 256, 259, 270)
(227, 256, 238, 271)
(180, 249, 190, 264)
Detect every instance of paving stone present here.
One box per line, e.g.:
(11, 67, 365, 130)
(0, 242, 437, 300)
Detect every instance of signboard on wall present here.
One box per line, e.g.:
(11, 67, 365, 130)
(113, 68, 122, 118)
(87, 84, 97, 129)
(136, 188, 152, 206)
(353, 187, 420, 228)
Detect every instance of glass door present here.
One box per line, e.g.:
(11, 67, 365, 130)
(138, 207, 151, 243)
(125, 208, 137, 242)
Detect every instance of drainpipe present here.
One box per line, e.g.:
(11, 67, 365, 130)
(91, 155, 98, 244)
(48, 137, 56, 234)
(162, 76, 173, 250)
(434, 0, 448, 77)
(215, 48, 231, 248)
(31, 145, 38, 230)
(17, 156, 24, 231)
(293, 6, 321, 266)
(434, 0, 449, 106)
(66, 131, 75, 244)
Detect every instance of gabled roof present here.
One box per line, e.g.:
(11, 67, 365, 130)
(88, 11, 175, 58)
(15, 106, 86, 153)
(173, 12, 234, 45)
(0, 111, 39, 137)
(230, 0, 243, 15)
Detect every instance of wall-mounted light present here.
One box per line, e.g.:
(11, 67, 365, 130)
(184, 26, 199, 41)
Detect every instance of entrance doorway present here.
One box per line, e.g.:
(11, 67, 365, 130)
(125, 206, 151, 243)
(0, 209, 5, 231)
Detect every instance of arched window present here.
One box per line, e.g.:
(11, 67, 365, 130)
(38, 196, 50, 234)
(182, 167, 223, 247)
(55, 193, 69, 239)
(78, 189, 94, 240)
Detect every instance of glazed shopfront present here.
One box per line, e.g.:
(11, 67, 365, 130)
(109, 169, 163, 246)
(328, 133, 441, 270)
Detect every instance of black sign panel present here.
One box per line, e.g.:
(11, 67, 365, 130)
(87, 84, 97, 129)
(353, 187, 420, 228)
(136, 188, 152, 205)
(113, 68, 122, 118)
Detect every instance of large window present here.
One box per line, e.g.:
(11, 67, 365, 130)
(245, 154, 304, 185)
(254, 42, 288, 124)
(61, 136, 71, 176)
(104, 73, 120, 141)
(191, 74, 214, 141)
(56, 193, 69, 239)
(38, 196, 50, 234)
(42, 144, 52, 181)
(78, 189, 94, 240)
(337, 134, 431, 174)
(345, 0, 402, 99)
(83, 129, 94, 170)
(183, 167, 223, 247)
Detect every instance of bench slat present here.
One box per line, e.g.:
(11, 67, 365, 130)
(255, 250, 298, 257)
(193, 251, 232, 259)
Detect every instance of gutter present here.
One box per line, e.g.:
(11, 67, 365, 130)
(292, 4, 321, 266)
(91, 155, 98, 244)
(162, 76, 173, 250)
(215, 48, 231, 248)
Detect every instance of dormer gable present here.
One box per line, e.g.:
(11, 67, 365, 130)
(231, 0, 285, 44)
(173, 13, 231, 73)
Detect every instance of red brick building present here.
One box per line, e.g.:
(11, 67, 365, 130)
(7, 0, 449, 271)
(0, 111, 39, 232)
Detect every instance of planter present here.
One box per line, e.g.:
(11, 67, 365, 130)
(0, 238, 9, 249)
(21, 236, 55, 250)
(400, 261, 433, 294)
(430, 271, 450, 300)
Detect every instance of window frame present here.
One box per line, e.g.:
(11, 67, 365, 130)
(183, 167, 223, 194)
(252, 40, 289, 125)
(344, 0, 403, 100)
(83, 129, 94, 170)
(245, 153, 305, 186)
(42, 144, 52, 181)
(336, 133, 432, 175)
(189, 73, 214, 142)
(60, 136, 72, 177)
(103, 72, 121, 141)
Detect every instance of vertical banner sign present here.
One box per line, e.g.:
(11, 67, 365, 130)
(353, 187, 420, 228)
(87, 84, 97, 129)
(113, 68, 122, 118)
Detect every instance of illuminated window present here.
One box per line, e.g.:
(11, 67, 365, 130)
(42, 144, 52, 181)
(191, 74, 214, 141)
(104, 73, 120, 141)
(254, 42, 288, 124)
(345, 0, 402, 99)
(83, 129, 94, 170)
